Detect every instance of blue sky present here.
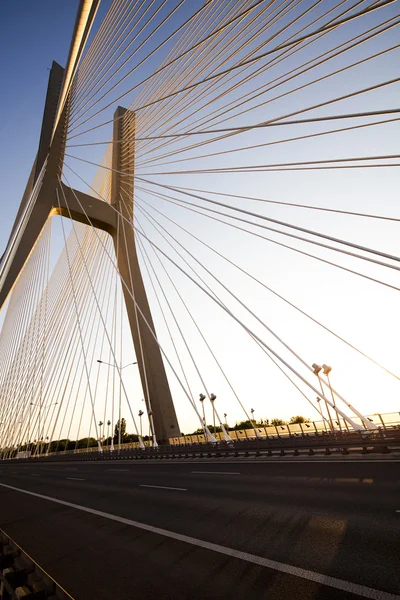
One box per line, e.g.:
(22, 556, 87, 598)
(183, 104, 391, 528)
(0, 1, 79, 237)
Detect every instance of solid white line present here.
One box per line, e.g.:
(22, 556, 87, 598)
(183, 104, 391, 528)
(139, 484, 187, 491)
(0, 483, 397, 600)
(66, 477, 85, 481)
(192, 471, 241, 475)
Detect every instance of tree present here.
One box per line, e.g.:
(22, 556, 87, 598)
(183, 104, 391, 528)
(271, 418, 286, 426)
(208, 424, 222, 433)
(76, 437, 97, 449)
(114, 418, 127, 443)
(189, 427, 206, 435)
(52, 439, 71, 451)
(233, 420, 253, 430)
(187, 424, 222, 435)
(289, 415, 310, 424)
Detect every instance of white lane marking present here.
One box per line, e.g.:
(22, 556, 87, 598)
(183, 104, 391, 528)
(139, 484, 187, 491)
(0, 483, 397, 600)
(66, 477, 85, 481)
(108, 469, 129, 472)
(192, 471, 240, 475)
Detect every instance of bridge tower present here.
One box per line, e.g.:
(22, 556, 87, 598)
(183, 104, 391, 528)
(0, 2, 181, 444)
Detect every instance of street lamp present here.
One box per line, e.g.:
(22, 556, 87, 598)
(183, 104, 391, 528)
(147, 408, 158, 448)
(322, 364, 342, 432)
(210, 393, 217, 433)
(97, 359, 138, 370)
(312, 363, 335, 432)
(99, 421, 104, 444)
(208, 393, 232, 442)
(138, 410, 144, 439)
(199, 393, 206, 424)
(199, 393, 216, 443)
(224, 413, 228, 428)
(106, 420, 111, 449)
(316, 397, 329, 431)
(97, 358, 141, 452)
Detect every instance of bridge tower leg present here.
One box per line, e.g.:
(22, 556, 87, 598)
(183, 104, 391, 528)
(0, 66, 181, 446)
(110, 107, 181, 445)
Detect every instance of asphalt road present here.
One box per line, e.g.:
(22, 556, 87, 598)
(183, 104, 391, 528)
(0, 459, 399, 600)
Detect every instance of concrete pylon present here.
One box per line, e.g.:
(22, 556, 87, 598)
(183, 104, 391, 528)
(110, 107, 181, 444)
(0, 65, 181, 444)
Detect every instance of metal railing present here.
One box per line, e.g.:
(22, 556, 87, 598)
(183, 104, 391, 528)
(1, 412, 399, 461)
(8, 427, 398, 463)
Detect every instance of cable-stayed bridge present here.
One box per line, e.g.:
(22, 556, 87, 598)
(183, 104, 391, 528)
(1, 0, 400, 461)
(0, 2, 398, 456)
(0, 2, 399, 597)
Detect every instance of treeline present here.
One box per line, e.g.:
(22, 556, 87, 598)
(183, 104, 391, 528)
(188, 415, 310, 435)
(17, 434, 144, 453)
(4, 416, 312, 457)
(12, 418, 142, 455)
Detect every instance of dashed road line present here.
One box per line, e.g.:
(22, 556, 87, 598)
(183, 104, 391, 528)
(192, 471, 241, 475)
(66, 477, 85, 481)
(108, 469, 129, 472)
(139, 484, 187, 491)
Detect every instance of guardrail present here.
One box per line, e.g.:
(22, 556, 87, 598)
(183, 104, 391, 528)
(8, 429, 398, 463)
(2, 414, 398, 461)
(168, 412, 400, 446)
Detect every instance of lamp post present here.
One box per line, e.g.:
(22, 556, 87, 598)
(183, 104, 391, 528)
(147, 409, 158, 448)
(209, 393, 232, 442)
(210, 393, 217, 434)
(316, 397, 330, 432)
(99, 421, 104, 447)
(322, 364, 342, 432)
(312, 363, 335, 432)
(224, 413, 228, 428)
(199, 393, 206, 425)
(198, 393, 218, 444)
(106, 420, 111, 449)
(138, 410, 144, 439)
(97, 360, 138, 370)
(97, 359, 141, 452)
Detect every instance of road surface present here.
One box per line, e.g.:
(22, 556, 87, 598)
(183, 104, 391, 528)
(0, 458, 399, 599)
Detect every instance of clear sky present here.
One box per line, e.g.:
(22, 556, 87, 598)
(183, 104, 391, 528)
(1, 1, 400, 443)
